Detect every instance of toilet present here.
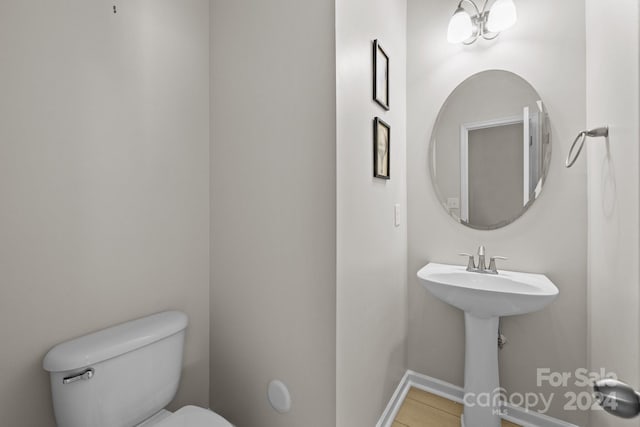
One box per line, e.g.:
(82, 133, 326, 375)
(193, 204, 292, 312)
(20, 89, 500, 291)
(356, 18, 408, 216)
(43, 311, 233, 427)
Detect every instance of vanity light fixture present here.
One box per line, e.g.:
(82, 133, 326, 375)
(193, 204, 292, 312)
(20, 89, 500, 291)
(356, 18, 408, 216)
(447, 0, 517, 45)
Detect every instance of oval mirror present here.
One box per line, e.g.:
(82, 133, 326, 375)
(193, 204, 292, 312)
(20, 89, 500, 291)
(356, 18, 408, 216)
(429, 70, 550, 230)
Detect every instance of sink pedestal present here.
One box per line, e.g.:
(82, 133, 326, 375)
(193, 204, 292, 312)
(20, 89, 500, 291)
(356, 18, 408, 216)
(417, 263, 559, 427)
(463, 313, 501, 427)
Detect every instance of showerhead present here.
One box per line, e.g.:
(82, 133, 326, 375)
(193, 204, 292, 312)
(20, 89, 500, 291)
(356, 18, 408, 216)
(593, 378, 640, 419)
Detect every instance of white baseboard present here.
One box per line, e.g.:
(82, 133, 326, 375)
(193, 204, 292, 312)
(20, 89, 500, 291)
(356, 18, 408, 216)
(376, 370, 578, 427)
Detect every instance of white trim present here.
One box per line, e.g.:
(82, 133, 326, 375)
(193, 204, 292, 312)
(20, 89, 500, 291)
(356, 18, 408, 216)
(460, 125, 469, 222)
(462, 116, 524, 131)
(459, 115, 523, 223)
(523, 106, 530, 207)
(375, 371, 412, 427)
(376, 370, 579, 427)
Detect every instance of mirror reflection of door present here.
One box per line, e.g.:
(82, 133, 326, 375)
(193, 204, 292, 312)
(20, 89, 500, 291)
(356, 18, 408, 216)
(523, 105, 546, 205)
(467, 123, 524, 228)
(429, 70, 551, 230)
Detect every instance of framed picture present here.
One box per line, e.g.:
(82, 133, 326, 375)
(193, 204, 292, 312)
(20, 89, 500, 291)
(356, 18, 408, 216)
(374, 117, 391, 179)
(373, 39, 390, 110)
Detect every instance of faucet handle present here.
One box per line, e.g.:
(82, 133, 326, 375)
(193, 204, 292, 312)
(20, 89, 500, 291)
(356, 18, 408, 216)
(488, 256, 508, 274)
(458, 253, 476, 271)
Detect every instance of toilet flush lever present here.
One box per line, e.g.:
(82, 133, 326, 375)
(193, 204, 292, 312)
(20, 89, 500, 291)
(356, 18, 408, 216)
(63, 368, 94, 385)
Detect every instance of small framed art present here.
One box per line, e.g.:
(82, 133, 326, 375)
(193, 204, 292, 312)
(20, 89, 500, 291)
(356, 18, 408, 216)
(373, 39, 390, 110)
(374, 117, 390, 179)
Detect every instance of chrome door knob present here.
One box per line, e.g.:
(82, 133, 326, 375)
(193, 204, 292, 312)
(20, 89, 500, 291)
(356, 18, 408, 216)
(594, 378, 640, 418)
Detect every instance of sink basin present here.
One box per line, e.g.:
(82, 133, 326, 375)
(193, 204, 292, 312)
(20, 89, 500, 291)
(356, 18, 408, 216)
(417, 262, 559, 427)
(417, 263, 558, 317)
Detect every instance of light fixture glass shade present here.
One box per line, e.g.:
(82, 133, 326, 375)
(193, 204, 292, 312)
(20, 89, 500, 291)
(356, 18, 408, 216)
(487, 0, 517, 33)
(447, 8, 473, 44)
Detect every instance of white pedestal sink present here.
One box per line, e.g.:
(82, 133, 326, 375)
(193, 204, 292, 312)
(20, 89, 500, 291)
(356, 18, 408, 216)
(417, 263, 559, 427)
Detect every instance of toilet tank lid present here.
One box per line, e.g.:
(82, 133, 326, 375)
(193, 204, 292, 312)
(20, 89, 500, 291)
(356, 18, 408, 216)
(43, 311, 188, 373)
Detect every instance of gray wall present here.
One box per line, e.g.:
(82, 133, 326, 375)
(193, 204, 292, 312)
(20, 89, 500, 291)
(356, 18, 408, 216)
(407, 0, 588, 424)
(336, 0, 408, 425)
(468, 124, 524, 227)
(586, 1, 640, 426)
(432, 71, 539, 218)
(0, 1, 211, 425)
(210, 1, 337, 426)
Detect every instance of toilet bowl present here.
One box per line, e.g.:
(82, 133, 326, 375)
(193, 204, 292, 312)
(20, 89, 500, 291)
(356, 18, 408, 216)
(43, 311, 232, 427)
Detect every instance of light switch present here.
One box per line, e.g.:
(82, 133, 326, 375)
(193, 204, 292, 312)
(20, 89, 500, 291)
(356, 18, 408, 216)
(394, 204, 401, 227)
(447, 197, 460, 210)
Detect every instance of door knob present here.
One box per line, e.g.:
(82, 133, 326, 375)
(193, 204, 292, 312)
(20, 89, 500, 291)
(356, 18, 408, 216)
(594, 378, 640, 418)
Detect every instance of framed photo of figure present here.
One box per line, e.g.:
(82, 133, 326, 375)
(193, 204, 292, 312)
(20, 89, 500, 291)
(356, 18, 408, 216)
(373, 39, 390, 110)
(374, 117, 390, 179)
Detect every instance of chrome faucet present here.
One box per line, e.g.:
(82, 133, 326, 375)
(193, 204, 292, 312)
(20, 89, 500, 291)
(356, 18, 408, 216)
(477, 245, 486, 271)
(459, 245, 507, 274)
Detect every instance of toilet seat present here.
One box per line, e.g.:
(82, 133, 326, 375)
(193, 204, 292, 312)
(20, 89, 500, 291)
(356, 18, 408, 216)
(153, 406, 233, 427)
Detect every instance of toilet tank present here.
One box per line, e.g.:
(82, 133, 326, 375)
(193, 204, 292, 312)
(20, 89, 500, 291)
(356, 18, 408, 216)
(43, 311, 188, 427)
